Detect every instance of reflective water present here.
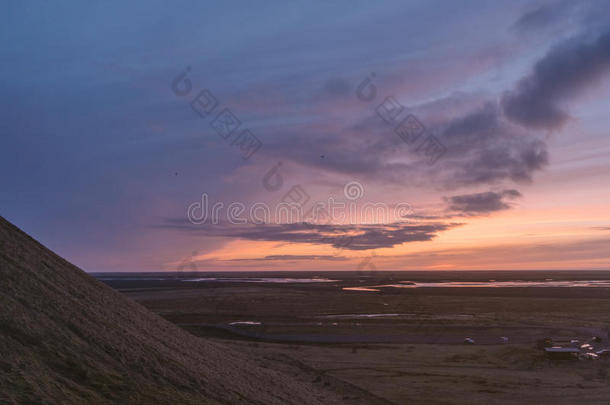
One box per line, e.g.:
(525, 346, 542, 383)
(318, 313, 403, 319)
(183, 277, 339, 283)
(343, 280, 610, 290)
(229, 321, 262, 326)
(343, 286, 381, 292)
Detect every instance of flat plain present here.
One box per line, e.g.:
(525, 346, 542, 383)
(99, 271, 610, 404)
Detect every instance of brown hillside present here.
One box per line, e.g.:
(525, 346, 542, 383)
(0, 216, 345, 404)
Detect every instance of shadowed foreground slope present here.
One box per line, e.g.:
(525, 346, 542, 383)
(0, 217, 346, 404)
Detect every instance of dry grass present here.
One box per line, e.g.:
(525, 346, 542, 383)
(0, 216, 358, 404)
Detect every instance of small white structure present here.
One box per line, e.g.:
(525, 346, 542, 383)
(464, 337, 475, 345)
(596, 349, 610, 356)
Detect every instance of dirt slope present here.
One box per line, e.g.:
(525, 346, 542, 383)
(0, 216, 346, 404)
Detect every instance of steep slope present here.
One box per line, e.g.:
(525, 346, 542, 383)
(0, 216, 343, 404)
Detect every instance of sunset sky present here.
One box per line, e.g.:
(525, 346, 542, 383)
(2, 1, 610, 271)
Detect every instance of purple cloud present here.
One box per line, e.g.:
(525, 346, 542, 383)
(502, 30, 610, 129)
(160, 219, 461, 251)
(444, 189, 522, 215)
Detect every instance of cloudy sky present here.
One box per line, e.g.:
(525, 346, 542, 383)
(2, 0, 610, 271)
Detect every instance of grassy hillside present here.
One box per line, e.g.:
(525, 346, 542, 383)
(0, 216, 345, 404)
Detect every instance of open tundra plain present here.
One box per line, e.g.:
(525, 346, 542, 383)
(99, 271, 610, 404)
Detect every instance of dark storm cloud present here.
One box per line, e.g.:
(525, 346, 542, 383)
(256, 27, 610, 190)
(511, 4, 561, 31)
(440, 103, 499, 149)
(444, 189, 522, 215)
(225, 255, 349, 261)
(321, 78, 352, 99)
(408, 213, 461, 220)
(277, 27, 610, 189)
(410, 189, 523, 221)
(431, 101, 549, 186)
(257, 96, 550, 189)
(502, 30, 610, 129)
(160, 219, 460, 250)
(446, 135, 549, 186)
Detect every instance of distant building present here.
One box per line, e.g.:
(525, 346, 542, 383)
(580, 352, 599, 360)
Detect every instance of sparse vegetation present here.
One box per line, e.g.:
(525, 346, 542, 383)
(0, 217, 358, 404)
